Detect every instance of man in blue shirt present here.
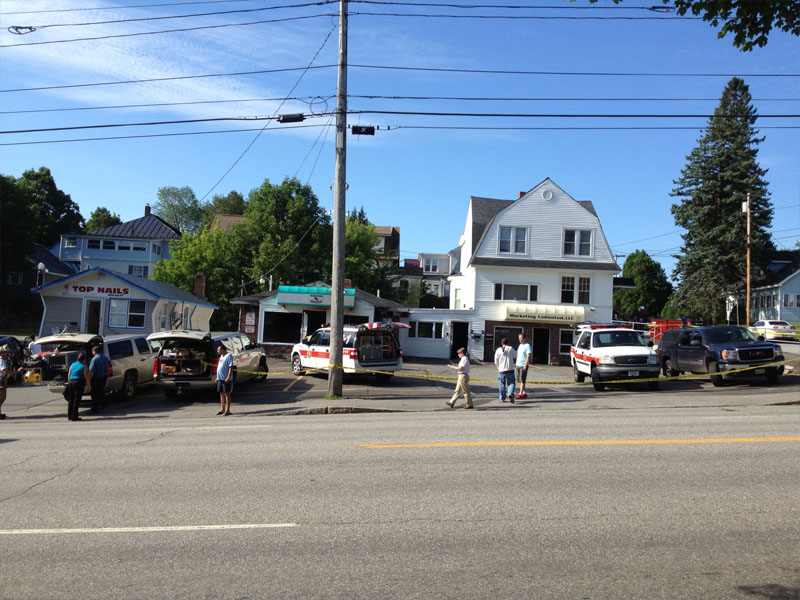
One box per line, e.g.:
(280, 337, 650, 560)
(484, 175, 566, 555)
(216, 343, 234, 416)
(88, 345, 110, 414)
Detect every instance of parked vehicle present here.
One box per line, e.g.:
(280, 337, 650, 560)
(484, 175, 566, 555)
(41, 333, 156, 400)
(570, 327, 661, 391)
(291, 322, 404, 382)
(148, 331, 268, 399)
(748, 320, 797, 341)
(0, 336, 25, 384)
(657, 326, 784, 386)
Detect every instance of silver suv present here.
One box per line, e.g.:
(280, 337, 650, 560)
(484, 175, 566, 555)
(41, 333, 156, 400)
(148, 331, 268, 399)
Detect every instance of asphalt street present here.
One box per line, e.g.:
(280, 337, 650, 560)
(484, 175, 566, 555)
(1, 358, 798, 599)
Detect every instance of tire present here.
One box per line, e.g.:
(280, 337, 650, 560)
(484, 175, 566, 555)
(591, 368, 605, 392)
(663, 358, 678, 378)
(120, 373, 136, 401)
(573, 362, 585, 383)
(375, 373, 392, 384)
(766, 368, 779, 386)
(256, 358, 269, 381)
(647, 380, 659, 391)
(708, 361, 724, 387)
(291, 355, 305, 375)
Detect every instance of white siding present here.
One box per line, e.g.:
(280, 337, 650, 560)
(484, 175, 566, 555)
(41, 297, 83, 335)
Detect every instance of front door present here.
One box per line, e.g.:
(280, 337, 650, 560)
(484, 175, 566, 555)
(532, 328, 550, 364)
(86, 300, 101, 334)
(451, 322, 469, 359)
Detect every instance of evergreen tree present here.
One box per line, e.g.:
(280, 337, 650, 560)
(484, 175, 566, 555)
(670, 77, 773, 323)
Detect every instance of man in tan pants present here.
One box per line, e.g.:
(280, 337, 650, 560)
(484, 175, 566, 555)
(446, 347, 473, 409)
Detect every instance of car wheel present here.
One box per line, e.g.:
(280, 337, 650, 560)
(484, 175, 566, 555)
(591, 368, 605, 392)
(647, 380, 659, 391)
(120, 373, 137, 400)
(256, 358, 269, 381)
(291, 355, 305, 375)
(573, 362, 585, 383)
(663, 358, 678, 378)
(766, 368, 779, 386)
(708, 361, 724, 387)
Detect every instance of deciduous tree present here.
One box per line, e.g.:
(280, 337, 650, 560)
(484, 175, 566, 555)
(613, 250, 673, 319)
(154, 186, 204, 235)
(85, 206, 122, 232)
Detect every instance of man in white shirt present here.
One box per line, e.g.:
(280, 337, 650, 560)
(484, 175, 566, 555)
(446, 347, 473, 409)
(28, 335, 42, 357)
(515, 332, 532, 399)
(494, 338, 516, 403)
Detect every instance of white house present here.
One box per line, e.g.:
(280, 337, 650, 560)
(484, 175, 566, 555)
(405, 178, 620, 364)
(749, 250, 800, 323)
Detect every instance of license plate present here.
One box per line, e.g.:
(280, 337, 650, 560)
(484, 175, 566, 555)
(628, 371, 640, 377)
(753, 369, 765, 375)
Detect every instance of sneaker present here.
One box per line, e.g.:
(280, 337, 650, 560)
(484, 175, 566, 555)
(508, 395, 514, 404)
(216, 410, 224, 415)
(224, 411, 232, 416)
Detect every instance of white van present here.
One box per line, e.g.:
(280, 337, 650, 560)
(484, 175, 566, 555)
(290, 322, 404, 382)
(40, 332, 156, 400)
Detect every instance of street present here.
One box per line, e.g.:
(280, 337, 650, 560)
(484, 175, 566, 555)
(1, 364, 799, 599)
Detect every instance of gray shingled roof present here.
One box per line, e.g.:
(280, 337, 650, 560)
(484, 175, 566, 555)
(31, 244, 77, 276)
(89, 214, 180, 240)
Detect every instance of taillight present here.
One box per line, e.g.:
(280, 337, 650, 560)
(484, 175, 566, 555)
(399, 349, 403, 357)
(347, 349, 358, 359)
(153, 358, 158, 376)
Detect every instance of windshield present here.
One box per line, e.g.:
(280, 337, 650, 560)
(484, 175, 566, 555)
(593, 331, 647, 347)
(705, 327, 759, 344)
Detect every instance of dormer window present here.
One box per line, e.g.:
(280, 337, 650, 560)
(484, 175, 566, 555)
(423, 258, 438, 273)
(564, 229, 592, 257)
(64, 237, 77, 248)
(499, 226, 527, 254)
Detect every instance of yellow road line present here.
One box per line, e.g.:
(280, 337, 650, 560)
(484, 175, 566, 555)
(282, 376, 304, 392)
(356, 436, 800, 449)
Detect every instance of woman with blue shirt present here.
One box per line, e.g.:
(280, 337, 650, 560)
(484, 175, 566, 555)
(67, 353, 91, 421)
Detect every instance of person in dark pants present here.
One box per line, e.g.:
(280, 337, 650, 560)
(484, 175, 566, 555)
(67, 353, 91, 422)
(88, 345, 109, 414)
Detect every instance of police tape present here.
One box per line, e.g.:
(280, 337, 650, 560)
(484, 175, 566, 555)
(203, 357, 798, 387)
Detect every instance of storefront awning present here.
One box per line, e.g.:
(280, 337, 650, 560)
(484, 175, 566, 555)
(505, 303, 585, 323)
(276, 285, 355, 308)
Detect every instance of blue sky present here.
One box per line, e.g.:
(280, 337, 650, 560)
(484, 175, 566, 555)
(1, 0, 798, 282)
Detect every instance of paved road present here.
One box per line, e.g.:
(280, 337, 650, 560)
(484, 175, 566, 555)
(2, 388, 798, 599)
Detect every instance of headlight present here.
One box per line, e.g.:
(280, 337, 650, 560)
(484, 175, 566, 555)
(647, 354, 657, 365)
(721, 349, 738, 361)
(598, 355, 615, 365)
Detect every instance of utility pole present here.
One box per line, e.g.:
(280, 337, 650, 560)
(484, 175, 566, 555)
(328, 0, 347, 398)
(744, 192, 751, 327)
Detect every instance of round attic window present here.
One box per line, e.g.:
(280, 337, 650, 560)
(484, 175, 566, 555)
(542, 189, 553, 201)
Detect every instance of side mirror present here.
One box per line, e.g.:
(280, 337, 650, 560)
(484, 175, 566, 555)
(647, 340, 654, 348)
(690, 339, 701, 346)
(757, 335, 765, 342)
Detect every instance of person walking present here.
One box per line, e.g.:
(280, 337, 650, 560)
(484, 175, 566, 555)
(446, 347, 473, 409)
(515, 332, 532, 400)
(215, 343, 234, 416)
(66, 352, 91, 421)
(88, 345, 109, 414)
(0, 345, 23, 420)
(494, 338, 516, 403)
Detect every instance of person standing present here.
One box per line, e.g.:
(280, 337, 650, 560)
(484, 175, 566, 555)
(66, 353, 91, 422)
(88, 345, 109, 414)
(27, 335, 42, 357)
(0, 345, 23, 420)
(515, 332, 532, 400)
(215, 343, 234, 416)
(446, 347, 473, 409)
(494, 338, 517, 403)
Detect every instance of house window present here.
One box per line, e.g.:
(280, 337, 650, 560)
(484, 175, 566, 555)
(559, 329, 575, 355)
(428, 283, 440, 296)
(102, 240, 115, 250)
(87, 239, 101, 249)
(108, 299, 146, 329)
(132, 244, 146, 252)
(564, 229, 592, 256)
(796, 294, 800, 308)
(117, 243, 131, 251)
(6, 271, 22, 285)
(494, 283, 537, 302)
(158, 304, 170, 330)
(454, 288, 461, 309)
(784, 294, 793, 307)
(64, 237, 77, 248)
(408, 321, 416, 338)
(578, 277, 591, 304)
(561, 277, 575, 303)
(153, 243, 162, 255)
(423, 258, 438, 273)
(128, 265, 149, 277)
(412, 322, 443, 339)
(499, 226, 527, 254)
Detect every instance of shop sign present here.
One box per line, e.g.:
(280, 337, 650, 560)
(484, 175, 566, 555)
(66, 285, 131, 298)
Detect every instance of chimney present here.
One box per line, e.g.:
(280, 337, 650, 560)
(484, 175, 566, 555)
(144, 204, 151, 216)
(193, 271, 206, 298)
(517, 191, 526, 199)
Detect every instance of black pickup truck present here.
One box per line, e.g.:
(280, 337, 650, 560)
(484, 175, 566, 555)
(657, 326, 784, 386)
